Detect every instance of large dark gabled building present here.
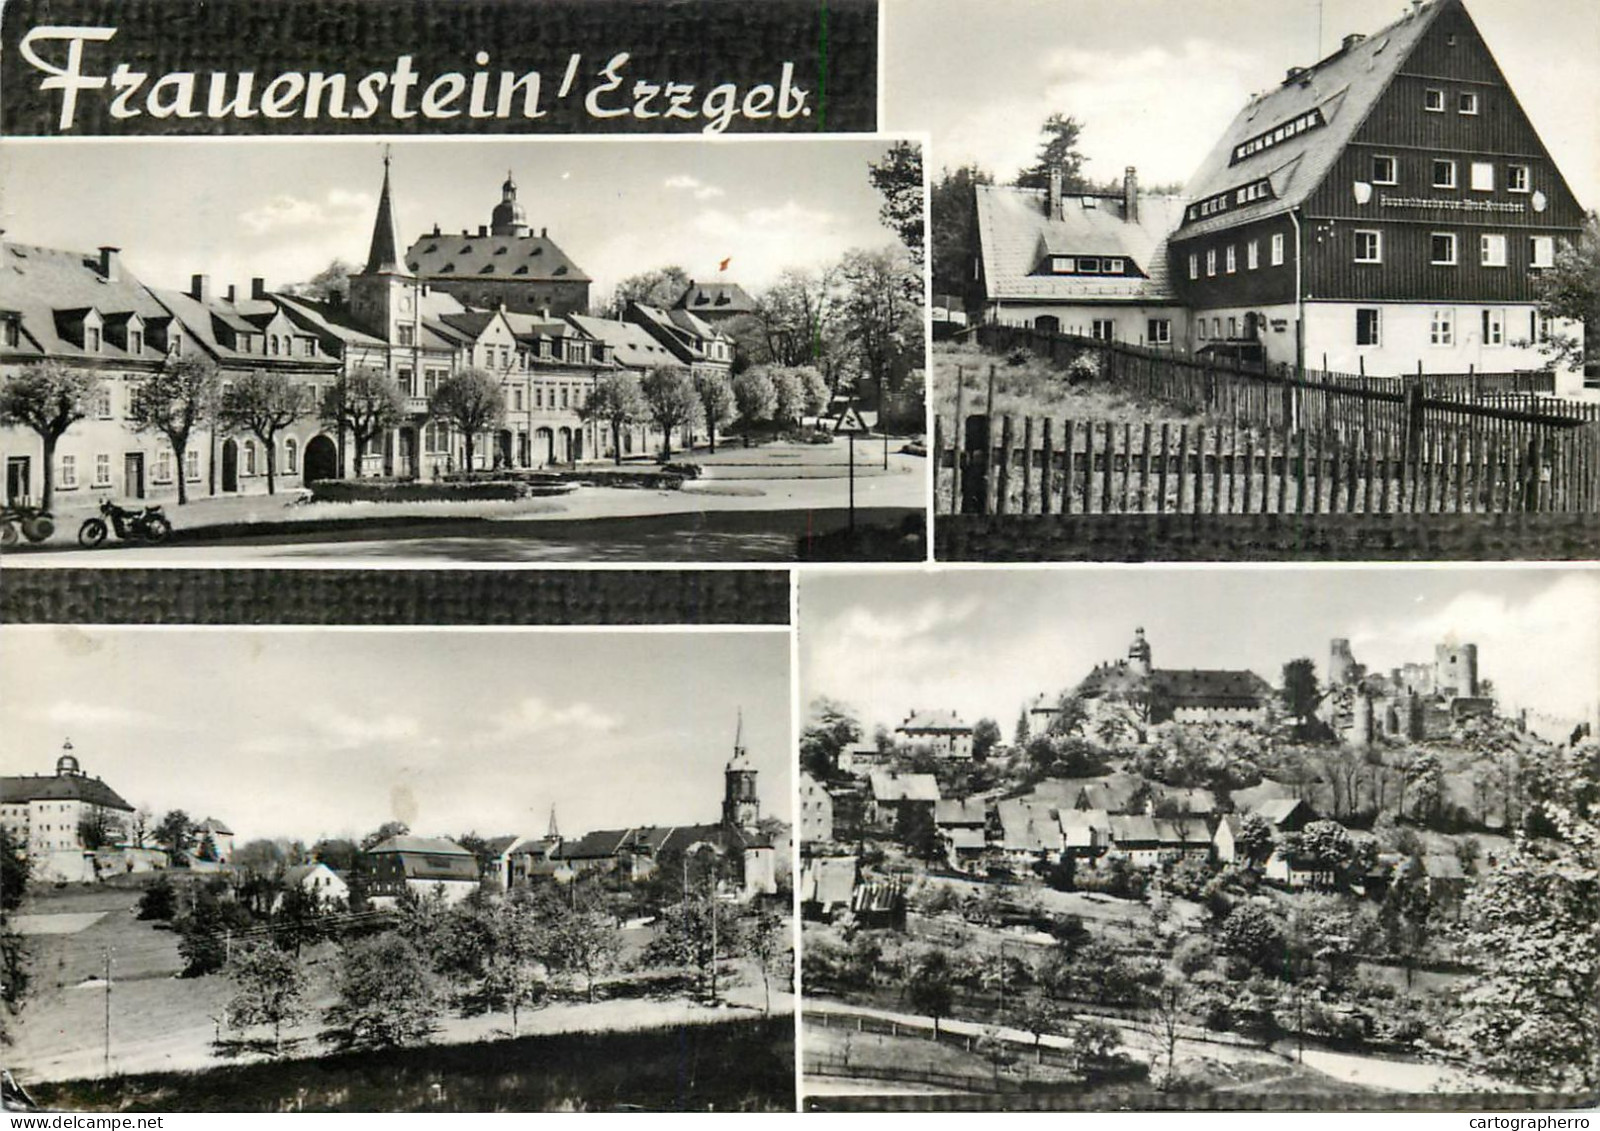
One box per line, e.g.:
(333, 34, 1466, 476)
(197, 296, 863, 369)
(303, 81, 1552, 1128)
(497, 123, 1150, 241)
(1167, 0, 1586, 385)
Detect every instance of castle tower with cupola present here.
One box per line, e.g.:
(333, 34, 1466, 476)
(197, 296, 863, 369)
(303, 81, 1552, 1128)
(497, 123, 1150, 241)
(491, 171, 532, 237)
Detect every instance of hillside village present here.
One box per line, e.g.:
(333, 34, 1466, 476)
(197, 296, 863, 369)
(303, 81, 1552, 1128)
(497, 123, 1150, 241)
(799, 628, 1599, 1096)
(2, 728, 794, 1104)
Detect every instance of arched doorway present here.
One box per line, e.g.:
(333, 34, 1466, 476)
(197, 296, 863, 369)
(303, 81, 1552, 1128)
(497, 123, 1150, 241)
(496, 429, 513, 469)
(221, 439, 239, 492)
(516, 431, 530, 468)
(534, 427, 554, 467)
(1035, 315, 1061, 334)
(571, 430, 584, 462)
(557, 427, 572, 464)
(303, 434, 338, 484)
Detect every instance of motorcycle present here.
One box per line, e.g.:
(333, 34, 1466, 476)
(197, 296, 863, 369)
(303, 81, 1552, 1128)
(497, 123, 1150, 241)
(0, 503, 55, 547)
(77, 499, 172, 548)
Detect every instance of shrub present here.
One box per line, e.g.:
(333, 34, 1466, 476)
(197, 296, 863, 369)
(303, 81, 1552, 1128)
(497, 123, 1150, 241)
(137, 875, 177, 921)
(1005, 349, 1031, 367)
(661, 462, 702, 478)
(310, 479, 521, 504)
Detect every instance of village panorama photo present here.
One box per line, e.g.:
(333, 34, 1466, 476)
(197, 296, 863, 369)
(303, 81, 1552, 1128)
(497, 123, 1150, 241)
(0, 135, 928, 564)
(887, 0, 1600, 560)
(0, 626, 795, 1112)
(796, 566, 1600, 1109)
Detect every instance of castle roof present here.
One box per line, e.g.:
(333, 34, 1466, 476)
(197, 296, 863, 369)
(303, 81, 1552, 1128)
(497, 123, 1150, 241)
(1, 772, 134, 811)
(405, 231, 589, 284)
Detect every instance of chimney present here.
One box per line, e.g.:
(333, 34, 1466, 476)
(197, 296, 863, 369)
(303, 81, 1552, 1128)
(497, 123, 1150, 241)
(478, 224, 488, 237)
(1342, 32, 1366, 51)
(541, 227, 548, 238)
(1048, 166, 1063, 220)
(1123, 167, 1139, 224)
(98, 246, 121, 282)
(190, 273, 211, 302)
(224, 283, 236, 303)
(251, 277, 267, 300)
(432, 223, 441, 236)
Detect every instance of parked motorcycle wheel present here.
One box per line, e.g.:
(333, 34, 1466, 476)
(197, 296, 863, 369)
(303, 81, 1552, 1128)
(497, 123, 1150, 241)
(0, 521, 17, 548)
(143, 516, 172, 544)
(21, 515, 55, 543)
(78, 518, 109, 548)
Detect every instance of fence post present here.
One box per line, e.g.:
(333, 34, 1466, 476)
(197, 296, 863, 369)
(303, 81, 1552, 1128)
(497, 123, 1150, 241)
(996, 415, 1014, 515)
(1021, 416, 1034, 514)
(961, 414, 991, 515)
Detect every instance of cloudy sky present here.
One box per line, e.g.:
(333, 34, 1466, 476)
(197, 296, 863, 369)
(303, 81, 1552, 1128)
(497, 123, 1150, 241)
(800, 568, 1600, 735)
(0, 137, 908, 305)
(885, 0, 1600, 204)
(1, 627, 790, 846)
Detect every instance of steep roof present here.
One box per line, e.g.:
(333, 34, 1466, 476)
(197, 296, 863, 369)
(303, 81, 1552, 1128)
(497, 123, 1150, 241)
(897, 708, 971, 734)
(997, 799, 1060, 852)
(0, 243, 171, 364)
(674, 281, 756, 316)
(199, 817, 233, 835)
(975, 185, 1188, 304)
(405, 231, 589, 284)
(869, 772, 940, 804)
(283, 862, 345, 888)
(934, 798, 987, 826)
(1108, 814, 1161, 845)
(1252, 797, 1313, 827)
(366, 835, 474, 857)
(1, 772, 134, 811)
(557, 828, 635, 860)
(1152, 668, 1275, 707)
(365, 163, 409, 276)
(565, 314, 680, 370)
(1176, 0, 1446, 240)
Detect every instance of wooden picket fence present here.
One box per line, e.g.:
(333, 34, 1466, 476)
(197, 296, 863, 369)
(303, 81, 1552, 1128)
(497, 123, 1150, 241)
(940, 325, 1600, 516)
(938, 414, 1600, 515)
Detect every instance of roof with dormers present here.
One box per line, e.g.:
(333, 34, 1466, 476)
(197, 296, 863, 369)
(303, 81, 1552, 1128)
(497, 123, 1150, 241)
(0, 243, 171, 365)
(1174, 0, 1446, 240)
(975, 186, 1188, 304)
(673, 281, 757, 317)
(405, 230, 590, 284)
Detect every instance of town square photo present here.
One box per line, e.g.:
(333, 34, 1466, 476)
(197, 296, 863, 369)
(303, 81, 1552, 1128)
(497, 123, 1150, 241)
(885, 0, 1600, 559)
(797, 566, 1600, 1107)
(0, 135, 927, 563)
(0, 626, 795, 1112)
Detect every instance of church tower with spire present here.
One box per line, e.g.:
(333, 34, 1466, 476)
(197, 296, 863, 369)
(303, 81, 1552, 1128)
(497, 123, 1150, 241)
(491, 171, 532, 237)
(348, 150, 421, 350)
(721, 711, 760, 833)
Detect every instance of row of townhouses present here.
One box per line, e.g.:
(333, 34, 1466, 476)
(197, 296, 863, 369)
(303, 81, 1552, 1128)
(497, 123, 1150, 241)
(972, 0, 1591, 391)
(0, 164, 735, 504)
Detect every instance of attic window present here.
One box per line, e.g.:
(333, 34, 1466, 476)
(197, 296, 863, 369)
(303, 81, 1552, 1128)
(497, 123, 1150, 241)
(423, 244, 437, 254)
(460, 245, 472, 254)
(442, 262, 455, 272)
(554, 265, 568, 276)
(528, 246, 542, 256)
(406, 262, 418, 272)
(495, 245, 508, 255)
(514, 265, 529, 275)
(479, 265, 495, 274)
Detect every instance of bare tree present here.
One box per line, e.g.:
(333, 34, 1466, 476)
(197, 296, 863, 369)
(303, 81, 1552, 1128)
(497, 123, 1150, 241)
(0, 361, 102, 509)
(130, 355, 220, 505)
(218, 371, 307, 495)
(428, 368, 505, 474)
(320, 367, 404, 478)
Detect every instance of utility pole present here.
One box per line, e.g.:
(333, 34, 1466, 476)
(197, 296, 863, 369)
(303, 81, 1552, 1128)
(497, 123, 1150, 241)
(102, 949, 112, 1078)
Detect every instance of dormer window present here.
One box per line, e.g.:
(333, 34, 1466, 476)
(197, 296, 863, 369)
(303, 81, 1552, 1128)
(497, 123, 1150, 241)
(1050, 256, 1076, 274)
(1, 317, 19, 348)
(129, 330, 143, 353)
(86, 326, 101, 352)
